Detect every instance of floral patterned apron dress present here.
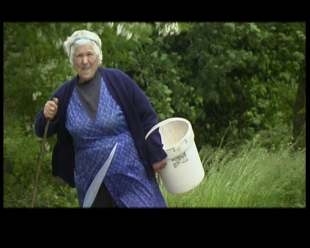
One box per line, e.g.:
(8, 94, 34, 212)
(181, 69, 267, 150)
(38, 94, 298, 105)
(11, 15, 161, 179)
(66, 78, 166, 208)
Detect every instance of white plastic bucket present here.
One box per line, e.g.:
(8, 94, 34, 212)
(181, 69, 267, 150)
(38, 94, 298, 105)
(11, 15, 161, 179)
(145, 117, 205, 194)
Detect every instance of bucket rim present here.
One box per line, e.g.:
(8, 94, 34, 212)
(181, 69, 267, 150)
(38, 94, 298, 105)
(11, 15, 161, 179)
(145, 117, 193, 151)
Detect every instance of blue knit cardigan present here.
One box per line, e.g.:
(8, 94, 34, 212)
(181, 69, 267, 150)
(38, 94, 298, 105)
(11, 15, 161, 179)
(34, 67, 167, 187)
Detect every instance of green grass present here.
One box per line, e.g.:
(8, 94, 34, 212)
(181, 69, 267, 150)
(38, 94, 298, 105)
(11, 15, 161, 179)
(160, 141, 305, 208)
(4, 114, 305, 208)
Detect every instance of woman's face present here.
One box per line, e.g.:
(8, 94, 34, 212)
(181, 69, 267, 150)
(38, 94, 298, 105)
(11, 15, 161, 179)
(73, 44, 99, 82)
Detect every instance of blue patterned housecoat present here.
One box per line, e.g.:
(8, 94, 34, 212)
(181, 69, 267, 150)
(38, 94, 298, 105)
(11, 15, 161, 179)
(65, 78, 166, 208)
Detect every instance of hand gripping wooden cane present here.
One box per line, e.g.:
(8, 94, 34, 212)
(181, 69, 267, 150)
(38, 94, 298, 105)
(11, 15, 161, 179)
(31, 97, 57, 208)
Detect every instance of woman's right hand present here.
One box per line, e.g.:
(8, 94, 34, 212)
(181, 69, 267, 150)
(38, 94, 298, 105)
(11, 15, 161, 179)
(43, 98, 58, 120)
(152, 159, 167, 174)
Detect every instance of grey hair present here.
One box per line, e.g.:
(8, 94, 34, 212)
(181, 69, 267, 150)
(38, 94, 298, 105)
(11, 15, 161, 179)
(63, 30, 103, 65)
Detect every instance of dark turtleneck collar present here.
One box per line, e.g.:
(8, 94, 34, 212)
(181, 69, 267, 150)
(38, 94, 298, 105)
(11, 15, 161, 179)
(77, 68, 101, 85)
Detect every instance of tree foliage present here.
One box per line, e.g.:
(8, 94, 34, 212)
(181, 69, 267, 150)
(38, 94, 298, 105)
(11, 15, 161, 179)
(181, 22, 305, 147)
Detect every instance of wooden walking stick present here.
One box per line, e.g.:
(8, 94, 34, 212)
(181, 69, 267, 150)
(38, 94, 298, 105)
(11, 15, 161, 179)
(31, 98, 57, 208)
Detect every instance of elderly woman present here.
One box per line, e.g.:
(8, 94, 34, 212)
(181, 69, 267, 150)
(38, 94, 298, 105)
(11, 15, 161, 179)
(34, 30, 167, 208)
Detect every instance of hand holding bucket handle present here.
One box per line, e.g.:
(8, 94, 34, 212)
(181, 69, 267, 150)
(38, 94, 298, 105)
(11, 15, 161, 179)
(152, 160, 167, 173)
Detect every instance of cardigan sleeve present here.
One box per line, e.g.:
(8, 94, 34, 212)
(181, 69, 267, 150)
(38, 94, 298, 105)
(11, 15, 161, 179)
(119, 71, 167, 164)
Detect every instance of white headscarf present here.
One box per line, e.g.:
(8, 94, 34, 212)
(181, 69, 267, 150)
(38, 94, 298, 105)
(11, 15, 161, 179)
(63, 30, 102, 64)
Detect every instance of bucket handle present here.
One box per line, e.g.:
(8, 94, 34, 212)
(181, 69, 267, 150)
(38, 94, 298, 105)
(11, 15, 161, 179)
(145, 117, 189, 140)
(145, 117, 190, 156)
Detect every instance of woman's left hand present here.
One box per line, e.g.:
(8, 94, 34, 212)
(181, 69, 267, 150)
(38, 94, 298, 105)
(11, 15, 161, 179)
(152, 159, 167, 173)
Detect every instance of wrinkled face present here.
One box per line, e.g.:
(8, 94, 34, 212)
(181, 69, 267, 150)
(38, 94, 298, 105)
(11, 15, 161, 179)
(73, 44, 99, 82)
